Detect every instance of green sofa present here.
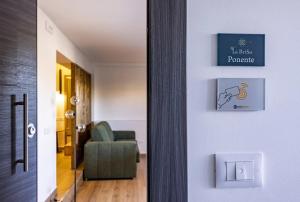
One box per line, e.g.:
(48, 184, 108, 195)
(84, 121, 140, 179)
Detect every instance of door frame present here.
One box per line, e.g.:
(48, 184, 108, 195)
(147, 0, 187, 201)
(34, 0, 187, 200)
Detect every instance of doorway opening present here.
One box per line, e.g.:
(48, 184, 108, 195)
(55, 50, 95, 201)
(55, 52, 74, 200)
(39, 1, 148, 201)
(56, 52, 86, 200)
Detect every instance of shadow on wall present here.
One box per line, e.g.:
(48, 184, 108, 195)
(206, 79, 217, 112)
(210, 154, 216, 188)
(211, 34, 218, 66)
(207, 34, 217, 112)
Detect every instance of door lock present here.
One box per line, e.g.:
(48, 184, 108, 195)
(28, 123, 36, 138)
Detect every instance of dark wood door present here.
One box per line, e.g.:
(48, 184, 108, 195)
(0, 0, 37, 201)
(148, 0, 187, 201)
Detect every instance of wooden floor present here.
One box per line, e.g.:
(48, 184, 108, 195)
(56, 152, 83, 201)
(56, 152, 74, 199)
(76, 155, 147, 202)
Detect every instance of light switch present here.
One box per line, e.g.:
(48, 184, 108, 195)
(226, 162, 236, 181)
(215, 153, 263, 188)
(236, 161, 254, 181)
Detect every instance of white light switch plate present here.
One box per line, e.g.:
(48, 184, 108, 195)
(235, 161, 254, 181)
(215, 153, 263, 188)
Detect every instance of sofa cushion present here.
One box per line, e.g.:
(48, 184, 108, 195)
(92, 122, 114, 142)
(101, 121, 115, 141)
(91, 126, 103, 141)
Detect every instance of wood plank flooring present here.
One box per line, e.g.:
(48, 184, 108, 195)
(56, 152, 83, 201)
(56, 152, 74, 199)
(76, 155, 147, 202)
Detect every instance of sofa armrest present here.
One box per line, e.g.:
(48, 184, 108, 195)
(84, 140, 137, 179)
(113, 130, 136, 140)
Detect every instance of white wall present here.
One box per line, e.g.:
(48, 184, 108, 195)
(37, 8, 93, 202)
(187, 0, 300, 201)
(93, 64, 147, 153)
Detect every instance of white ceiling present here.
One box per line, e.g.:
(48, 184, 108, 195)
(39, 0, 146, 64)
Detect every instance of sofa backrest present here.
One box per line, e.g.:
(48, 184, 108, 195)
(91, 121, 114, 142)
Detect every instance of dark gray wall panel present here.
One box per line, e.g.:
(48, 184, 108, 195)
(148, 0, 187, 201)
(0, 0, 37, 201)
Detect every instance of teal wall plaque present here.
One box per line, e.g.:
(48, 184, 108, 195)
(217, 34, 265, 66)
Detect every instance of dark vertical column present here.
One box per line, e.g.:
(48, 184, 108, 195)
(147, 0, 187, 201)
(0, 0, 37, 201)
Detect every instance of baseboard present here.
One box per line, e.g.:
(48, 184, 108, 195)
(45, 188, 57, 202)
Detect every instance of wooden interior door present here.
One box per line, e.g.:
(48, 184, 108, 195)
(0, 0, 37, 201)
(70, 63, 92, 168)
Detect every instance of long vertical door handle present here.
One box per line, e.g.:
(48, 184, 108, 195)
(14, 94, 36, 172)
(23, 94, 36, 172)
(13, 94, 36, 172)
(23, 94, 28, 172)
